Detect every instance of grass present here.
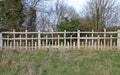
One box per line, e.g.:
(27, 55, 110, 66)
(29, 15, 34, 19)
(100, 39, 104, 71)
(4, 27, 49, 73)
(0, 50, 120, 75)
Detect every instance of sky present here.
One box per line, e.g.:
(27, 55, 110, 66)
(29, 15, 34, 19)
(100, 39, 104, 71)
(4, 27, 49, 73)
(67, 0, 88, 12)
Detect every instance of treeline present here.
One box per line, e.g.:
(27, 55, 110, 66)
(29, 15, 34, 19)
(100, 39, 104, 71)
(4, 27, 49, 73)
(0, 0, 120, 32)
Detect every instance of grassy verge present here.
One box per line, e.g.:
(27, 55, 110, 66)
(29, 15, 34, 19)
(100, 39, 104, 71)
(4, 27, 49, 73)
(0, 50, 120, 75)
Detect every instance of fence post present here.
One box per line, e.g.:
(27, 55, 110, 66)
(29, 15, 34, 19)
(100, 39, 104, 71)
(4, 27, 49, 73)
(46, 35, 48, 47)
(98, 35, 100, 50)
(110, 35, 113, 49)
(52, 32, 54, 47)
(38, 30, 41, 49)
(70, 35, 72, 47)
(0, 33, 3, 50)
(104, 29, 106, 49)
(25, 30, 28, 50)
(85, 35, 88, 49)
(31, 35, 34, 51)
(77, 30, 80, 49)
(117, 30, 120, 50)
(58, 35, 60, 48)
(92, 29, 94, 49)
(19, 34, 22, 50)
(64, 30, 66, 47)
(13, 29, 16, 49)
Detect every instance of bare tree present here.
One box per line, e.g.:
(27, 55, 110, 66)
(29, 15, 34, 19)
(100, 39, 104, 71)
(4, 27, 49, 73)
(81, 0, 120, 31)
(52, 0, 79, 31)
(23, 0, 80, 32)
(54, 0, 68, 24)
(36, 0, 70, 32)
(23, 0, 41, 31)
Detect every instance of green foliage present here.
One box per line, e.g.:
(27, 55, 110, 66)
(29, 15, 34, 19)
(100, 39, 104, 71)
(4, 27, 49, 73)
(80, 17, 96, 31)
(106, 26, 120, 31)
(0, 0, 25, 31)
(57, 17, 80, 32)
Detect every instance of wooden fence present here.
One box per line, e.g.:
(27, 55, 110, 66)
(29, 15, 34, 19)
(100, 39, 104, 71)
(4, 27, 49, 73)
(0, 29, 120, 50)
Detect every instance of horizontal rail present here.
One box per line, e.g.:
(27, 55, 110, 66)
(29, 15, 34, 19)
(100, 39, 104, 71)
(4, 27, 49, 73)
(1, 31, 117, 34)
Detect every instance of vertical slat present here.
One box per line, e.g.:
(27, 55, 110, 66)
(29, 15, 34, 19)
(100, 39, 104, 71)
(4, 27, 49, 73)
(22, 42, 25, 50)
(25, 30, 28, 50)
(20, 34, 22, 50)
(58, 35, 60, 48)
(98, 35, 100, 50)
(107, 41, 110, 50)
(85, 35, 87, 49)
(32, 35, 34, 51)
(88, 41, 91, 50)
(104, 29, 106, 48)
(10, 42, 12, 49)
(28, 41, 31, 51)
(77, 30, 80, 49)
(4, 41, 7, 50)
(67, 41, 70, 49)
(94, 41, 97, 50)
(48, 41, 50, 47)
(52, 32, 54, 48)
(61, 42, 63, 46)
(81, 41, 84, 49)
(13, 29, 16, 49)
(38, 30, 41, 49)
(7, 35, 9, 49)
(73, 41, 76, 50)
(55, 41, 57, 46)
(61, 42, 63, 49)
(70, 35, 72, 48)
(117, 30, 120, 50)
(0, 33, 3, 50)
(46, 35, 48, 47)
(91, 29, 94, 49)
(110, 35, 113, 49)
(64, 30, 66, 47)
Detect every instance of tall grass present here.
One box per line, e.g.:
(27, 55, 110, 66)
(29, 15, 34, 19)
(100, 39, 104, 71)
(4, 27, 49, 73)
(0, 50, 120, 75)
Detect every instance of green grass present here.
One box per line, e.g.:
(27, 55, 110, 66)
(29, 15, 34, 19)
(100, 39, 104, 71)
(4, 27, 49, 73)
(0, 50, 120, 75)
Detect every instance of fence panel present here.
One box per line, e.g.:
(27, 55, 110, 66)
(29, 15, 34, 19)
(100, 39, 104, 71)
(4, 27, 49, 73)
(0, 29, 118, 50)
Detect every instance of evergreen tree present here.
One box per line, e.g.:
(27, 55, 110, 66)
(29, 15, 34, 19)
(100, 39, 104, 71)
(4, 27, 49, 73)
(57, 17, 80, 32)
(0, 0, 25, 31)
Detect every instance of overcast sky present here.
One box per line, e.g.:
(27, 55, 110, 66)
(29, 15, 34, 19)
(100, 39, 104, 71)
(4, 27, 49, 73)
(67, 0, 120, 12)
(67, 0, 88, 12)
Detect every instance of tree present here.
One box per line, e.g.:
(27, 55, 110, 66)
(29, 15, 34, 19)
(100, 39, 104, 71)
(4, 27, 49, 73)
(25, 7, 36, 31)
(56, 4, 81, 32)
(36, 0, 53, 32)
(36, 0, 74, 32)
(22, 0, 41, 32)
(0, 0, 25, 31)
(79, 17, 95, 31)
(23, 0, 53, 32)
(57, 17, 80, 32)
(52, 0, 81, 32)
(54, 0, 68, 24)
(81, 0, 120, 31)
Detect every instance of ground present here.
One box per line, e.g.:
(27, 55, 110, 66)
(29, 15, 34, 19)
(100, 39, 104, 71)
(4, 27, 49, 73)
(0, 50, 120, 75)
